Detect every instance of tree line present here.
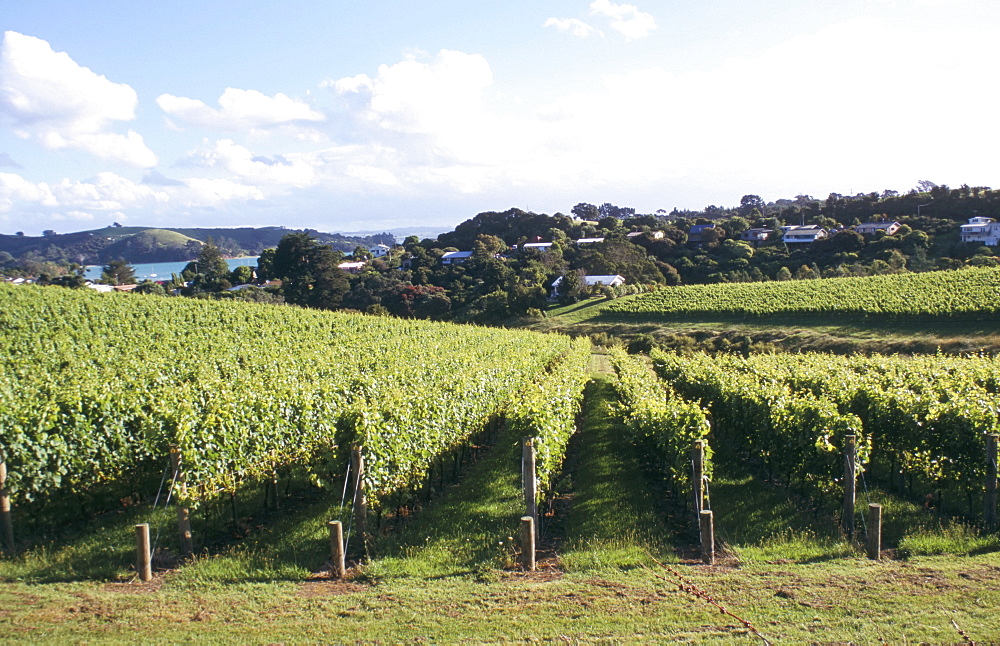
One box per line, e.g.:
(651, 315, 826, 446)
(10, 182, 1000, 324)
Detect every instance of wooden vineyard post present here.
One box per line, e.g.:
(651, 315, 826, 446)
(351, 445, 368, 556)
(522, 437, 537, 529)
(986, 434, 999, 530)
(135, 523, 152, 582)
(843, 435, 857, 538)
(0, 458, 13, 555)
(700, 510, 715, 565)
(692, 440, 705, 517)
(866, 503, 882, 560)
(328, 520, 346, 578)
(169, 448, 194, 558)
(520, 516, 536, 571)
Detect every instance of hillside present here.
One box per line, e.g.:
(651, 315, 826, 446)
(100, 228, 202, 263)
(517, 269, 1000, 355)
(0, 225, 398, 265)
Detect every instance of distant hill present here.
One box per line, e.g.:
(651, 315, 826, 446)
(102, 229, 202, 263)
(0, 226, 398, 265)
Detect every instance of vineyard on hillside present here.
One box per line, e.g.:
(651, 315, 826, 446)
(603, 266, 1000, 321)
(0, 284, 587, 518)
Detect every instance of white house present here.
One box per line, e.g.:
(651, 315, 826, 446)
(440, 250, 474, 265)
(627, 231, 664, 240)
(521, 242, 553, 252)
(855, 221, 902, 236)
(782, 226, 827, 244)
(549, 274, 625, 298)
(369, 244, 391, 258)
(575, 237, 605, 244)
(338, 261, 367, 273)
(960, 217, 1000, 246)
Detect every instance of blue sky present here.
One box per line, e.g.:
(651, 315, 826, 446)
(1, 0, 998, 235)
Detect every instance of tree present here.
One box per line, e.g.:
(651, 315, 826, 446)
(256, 248, 277, 281)
(738, 195, 765, 218)
(100, 259, 136, 286)
(133, 281, 167, 295)
(556, 269, 587, 305)
(571, 203, 599, 221)
(230, 265, 254, 285)
(272, 232, 348, 310)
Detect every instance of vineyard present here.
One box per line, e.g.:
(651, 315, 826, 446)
(2, 281, 1000, 641)
(603, 265, 1000, 321)
(0, 283, 589, 530)
(649, 348, 1000, 516)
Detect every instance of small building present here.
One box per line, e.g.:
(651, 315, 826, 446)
(782, 226, 827, 244)
(740, 228, 773, 246)
(627, 231, 664, 240)
(521, 242, 553, 252)
(575, 237, 605, 244)
(687, 223, 717, 246)
(440, 251, 474, 265)
(86, 283, 114, 293)
(855, 221, 902, 236)
(960, 217, 1000, 246)
(369, 244, 391, 258)
(338, 261, 367, 274)
(549, 274, 625, 298)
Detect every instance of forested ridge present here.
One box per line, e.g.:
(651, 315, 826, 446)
(4, 182, 999, 325)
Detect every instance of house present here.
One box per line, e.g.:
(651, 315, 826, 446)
(112, 284, 139, 292)
(440, 251, 474, 265)
(627, 231, 664, 240)
(549, 274, 625, 298)
(86, 283, 114, 293)
(369, 244, 391, 258)
(960, 217, 1000, 246)
(855, 221, 902, 236)
(575, 237, 605, 244)
(687, 223, 717, 246)
(782, 226, 827, 244)
(521, 242, 553, 252)
(740, 228, 773, 246)
(338, 261, 367, 273)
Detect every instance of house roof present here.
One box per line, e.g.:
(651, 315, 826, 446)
(441, 251, 474, 260)
(575, 237, 605, 244)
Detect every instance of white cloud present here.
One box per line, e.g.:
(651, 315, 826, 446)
(179, 139, 319, 188)
(544, 18, 601, 38)
(0, 31, 157, 167)
(0, 171, 167, 215)
(330, 49, 493, 137)
(156, 87, 325, 132)
(589, 0, 656, 40)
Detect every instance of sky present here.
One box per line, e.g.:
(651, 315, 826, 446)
(1, 0, 998, 236)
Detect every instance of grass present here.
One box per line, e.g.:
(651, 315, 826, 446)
(4, 354, 1000, 641)
(559, 373, 675, 571)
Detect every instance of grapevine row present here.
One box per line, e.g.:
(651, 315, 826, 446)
(607, 348, 711, 498)
(0, 284, 573, 510)
(650, 349, 1000, 507)
(506, 337, 592, 498)
(604, 266, 1000, 321)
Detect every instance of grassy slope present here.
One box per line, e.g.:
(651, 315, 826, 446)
(517, 295, 1000, 354)
(4, 354, 1000, 642)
